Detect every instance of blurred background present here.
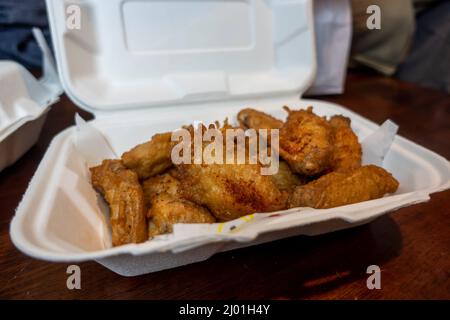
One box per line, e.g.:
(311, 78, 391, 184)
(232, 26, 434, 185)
(0, 0, 449, 93)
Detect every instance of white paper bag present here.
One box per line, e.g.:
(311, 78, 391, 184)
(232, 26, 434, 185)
(306, 0, 352, 95)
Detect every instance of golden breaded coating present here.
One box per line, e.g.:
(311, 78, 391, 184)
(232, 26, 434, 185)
(178, 162, 287, 221)
(271, 160, 307, 192)
(279, 106, 333, 176)
(174, 121, 288, 221)
(121, 132, 173, 179)
(288, 165, 399, 209)
(148, 193, 215, 237)
(142, 170, 181, 206)
(90, 160, 147, 246)
(237, 108, 283, 130)
(329, 115, 362, 172)
(237, 108, 283, 148)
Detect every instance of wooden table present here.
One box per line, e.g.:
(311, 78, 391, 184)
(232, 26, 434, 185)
(0, 72, 449, 299)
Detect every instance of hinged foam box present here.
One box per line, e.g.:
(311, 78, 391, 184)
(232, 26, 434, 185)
(10, 0, 450, 276)
(0, 29, 62, 172)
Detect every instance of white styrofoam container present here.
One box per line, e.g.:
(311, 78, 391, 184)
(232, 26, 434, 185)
(10, 0, 450, 276)
(0, 29, 61, 172)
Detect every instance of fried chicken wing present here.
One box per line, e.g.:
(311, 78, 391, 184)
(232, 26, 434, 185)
(288, 165, 399, 209)
(175, 122, 287, 221)
(121, 132, 173, 179)
(90, 160, 147, 246)
(237, 108, 283, 130)
(329, 115, 362, 172)
(178, 162, 287, 221)
(148, 193, 215, 237)
(237, 107, 361, 175)
(279, 106, 333, 176)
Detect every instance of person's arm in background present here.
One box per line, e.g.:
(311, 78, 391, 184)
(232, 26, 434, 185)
(350, 0, 415, 76)
(396, 0, 450, 92)
(350, 0, 449, 93)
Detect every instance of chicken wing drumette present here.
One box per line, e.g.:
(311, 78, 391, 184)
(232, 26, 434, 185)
(279, 106, 333, 176)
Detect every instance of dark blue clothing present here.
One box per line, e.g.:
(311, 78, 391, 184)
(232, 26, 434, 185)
(0, 0, 51, 69)
(397, 1, 450, 93)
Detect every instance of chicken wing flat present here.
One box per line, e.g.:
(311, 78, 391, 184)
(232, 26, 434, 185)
(237, 108, 283, 130)
(329, 115, 362, 172)
(178, 162, 287, 221)
(288, 165, 399, 209)
(121, 132, 173, 179)
(90, 160, 147, 246)
(175, 122, 287, 221)
(148, 193, 215, 237)
(279, 106, 333, 176)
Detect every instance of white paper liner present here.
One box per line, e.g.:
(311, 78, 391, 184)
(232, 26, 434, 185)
(361, 119, 398, 166)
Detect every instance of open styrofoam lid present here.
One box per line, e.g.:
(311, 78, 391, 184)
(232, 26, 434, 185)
(46, 0, 316, 113)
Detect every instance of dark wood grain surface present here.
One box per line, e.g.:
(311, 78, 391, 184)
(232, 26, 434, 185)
(0, 72, 449, 300)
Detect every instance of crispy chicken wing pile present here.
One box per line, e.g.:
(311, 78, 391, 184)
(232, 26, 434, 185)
(90, 106, 399, 247)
